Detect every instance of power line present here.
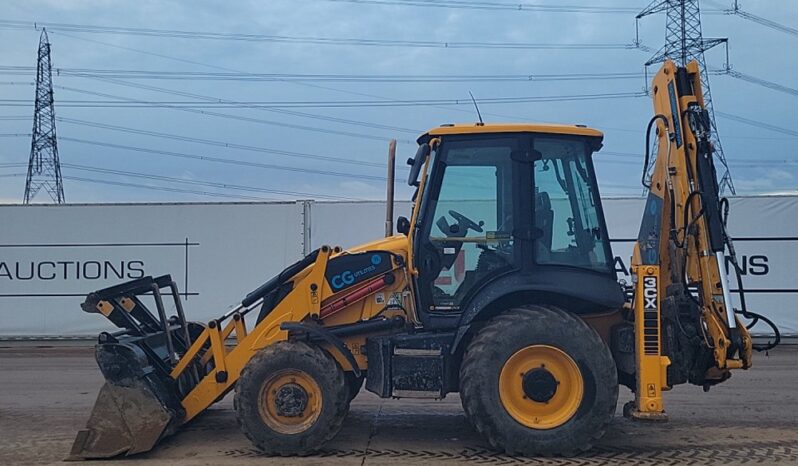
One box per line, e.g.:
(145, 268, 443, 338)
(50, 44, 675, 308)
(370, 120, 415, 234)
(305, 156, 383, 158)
(45, 30, 619, 126)
(727, 1, 798, 38)
(722, 69, 798, 98)
(58, 78, 421, 134)
(2, 91, 646, 108)
(716, 112, 798, 138)
(42, 30, 495, 145)
(52, 84, 416, 143)
(0, 20, 638, 50)
(37, 72, 644, 141)
(321, 0, 642, 13)
(55, 117, 387, 168)
(62, 175, 269, 201)
(59, 136, 395, 182)
(0, 65, 646, 83)
(596, 155, 798, 167)
(325, 0, 727, 15)
(60, 163, 358, 200)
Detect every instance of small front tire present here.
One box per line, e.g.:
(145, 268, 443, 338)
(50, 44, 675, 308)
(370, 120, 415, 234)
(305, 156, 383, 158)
(234, 340, 348, 456)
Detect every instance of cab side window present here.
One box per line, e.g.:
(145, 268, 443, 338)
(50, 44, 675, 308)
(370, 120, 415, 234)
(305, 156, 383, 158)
(533, 138, 610, 271)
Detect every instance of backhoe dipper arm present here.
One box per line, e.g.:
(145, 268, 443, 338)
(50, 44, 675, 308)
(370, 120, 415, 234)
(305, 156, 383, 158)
(629, 60, 753, 420)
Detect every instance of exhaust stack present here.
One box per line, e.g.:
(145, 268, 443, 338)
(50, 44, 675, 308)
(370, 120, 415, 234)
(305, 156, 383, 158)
(385, 139, 396, 237)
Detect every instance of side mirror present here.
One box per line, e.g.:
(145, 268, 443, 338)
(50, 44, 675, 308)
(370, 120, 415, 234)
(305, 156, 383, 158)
(407, 144, 431, 186)
(396, 216, 411, 235)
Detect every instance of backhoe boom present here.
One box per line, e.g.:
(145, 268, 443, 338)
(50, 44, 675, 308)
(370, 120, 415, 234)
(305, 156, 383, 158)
(628, 60, 753, 420)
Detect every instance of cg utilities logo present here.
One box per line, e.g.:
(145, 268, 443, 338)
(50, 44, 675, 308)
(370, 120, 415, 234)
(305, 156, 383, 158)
(330, 254, 383, 290)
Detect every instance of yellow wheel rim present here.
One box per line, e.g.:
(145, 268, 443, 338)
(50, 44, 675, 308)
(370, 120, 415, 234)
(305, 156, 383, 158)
(498, 344, 583, 430)
(258, 369, 322, 434)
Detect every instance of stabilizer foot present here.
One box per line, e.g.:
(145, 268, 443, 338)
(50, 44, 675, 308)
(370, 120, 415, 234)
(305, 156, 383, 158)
(622, 401, 668, 422)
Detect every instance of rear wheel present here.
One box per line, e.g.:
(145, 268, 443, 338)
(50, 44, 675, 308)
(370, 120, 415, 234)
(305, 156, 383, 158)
(234, 341, 348, 455)
(460, 304, 618, 456)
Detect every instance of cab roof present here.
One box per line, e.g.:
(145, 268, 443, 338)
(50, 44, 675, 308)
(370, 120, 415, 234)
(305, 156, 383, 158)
(419, 122, 604, 143)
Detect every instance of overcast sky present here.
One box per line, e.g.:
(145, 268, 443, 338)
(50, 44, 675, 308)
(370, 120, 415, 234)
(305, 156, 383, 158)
(0, 0, 796, 204)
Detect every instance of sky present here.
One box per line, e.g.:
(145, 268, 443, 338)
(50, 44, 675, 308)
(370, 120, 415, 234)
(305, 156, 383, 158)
(0, 0, 796, 204)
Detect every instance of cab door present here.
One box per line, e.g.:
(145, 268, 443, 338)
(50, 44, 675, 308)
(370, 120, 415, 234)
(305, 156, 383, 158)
(414, 135, 530, 318)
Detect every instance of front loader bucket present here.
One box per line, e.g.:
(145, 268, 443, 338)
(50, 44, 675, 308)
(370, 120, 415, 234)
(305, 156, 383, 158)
(69, 275, 208, 460)
(68, 381, 175, 460)
(67, 341, 186, 460)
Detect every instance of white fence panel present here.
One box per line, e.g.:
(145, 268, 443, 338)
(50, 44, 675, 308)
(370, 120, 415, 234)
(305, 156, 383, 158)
(0, 196, 794, 337)
(0, 202, 303, 336)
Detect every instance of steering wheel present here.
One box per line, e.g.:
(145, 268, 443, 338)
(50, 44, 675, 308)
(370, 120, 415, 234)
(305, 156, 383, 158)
(449, 210, 484, 233)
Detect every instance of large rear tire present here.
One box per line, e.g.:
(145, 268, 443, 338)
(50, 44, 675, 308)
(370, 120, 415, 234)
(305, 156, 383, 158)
(460, 304, 618, 456)
(234, 341, 348, 456)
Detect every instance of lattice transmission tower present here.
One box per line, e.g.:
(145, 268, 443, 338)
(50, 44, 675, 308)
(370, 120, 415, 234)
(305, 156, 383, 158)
(636, 0, 735, 194)
(24, 28, 65, 204)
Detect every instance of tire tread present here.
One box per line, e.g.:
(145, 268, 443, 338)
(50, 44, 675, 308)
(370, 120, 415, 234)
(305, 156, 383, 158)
(460, 304, 617, 457)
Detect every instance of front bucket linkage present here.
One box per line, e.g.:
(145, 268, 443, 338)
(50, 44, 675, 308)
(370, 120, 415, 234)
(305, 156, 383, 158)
(68, 275, 205, 460)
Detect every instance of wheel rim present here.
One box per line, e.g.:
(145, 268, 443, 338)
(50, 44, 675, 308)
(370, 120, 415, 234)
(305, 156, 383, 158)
(258, 369, 323, 434)
(498, 344, 583, 430)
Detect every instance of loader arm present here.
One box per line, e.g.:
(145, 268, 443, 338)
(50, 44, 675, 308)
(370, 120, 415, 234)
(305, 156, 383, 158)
(628, 60, 753, 419)
(70, 244, 413, 459)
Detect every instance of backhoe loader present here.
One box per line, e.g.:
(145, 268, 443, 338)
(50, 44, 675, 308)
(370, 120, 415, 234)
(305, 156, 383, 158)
(69, 60, 773, 459)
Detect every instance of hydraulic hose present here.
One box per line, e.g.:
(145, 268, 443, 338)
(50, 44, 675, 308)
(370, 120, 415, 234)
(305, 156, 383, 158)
(720, 197, 780, 352)
(642, 114, 670, 189)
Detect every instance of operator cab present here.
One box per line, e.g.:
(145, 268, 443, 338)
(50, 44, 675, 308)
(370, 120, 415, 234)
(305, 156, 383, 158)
(405, 123, 622, 326)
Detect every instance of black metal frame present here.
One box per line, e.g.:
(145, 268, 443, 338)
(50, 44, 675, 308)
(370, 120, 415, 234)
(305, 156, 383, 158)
(410, 132, 622, 336)
(84, 275, 204, 395)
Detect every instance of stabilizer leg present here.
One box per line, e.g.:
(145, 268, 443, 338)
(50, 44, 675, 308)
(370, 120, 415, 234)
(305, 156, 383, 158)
(627, 265, 670, 422)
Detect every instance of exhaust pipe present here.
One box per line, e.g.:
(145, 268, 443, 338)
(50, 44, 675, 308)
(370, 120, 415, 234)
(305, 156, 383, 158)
(385, 139, 396, 237)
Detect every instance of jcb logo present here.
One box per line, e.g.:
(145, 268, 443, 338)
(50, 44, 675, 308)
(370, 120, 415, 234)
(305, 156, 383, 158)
(643, 276, 658, 310)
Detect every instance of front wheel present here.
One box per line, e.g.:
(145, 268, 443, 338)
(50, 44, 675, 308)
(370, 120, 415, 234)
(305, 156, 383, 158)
(233, 341, 349, 456)
(460, 304, 618, 456)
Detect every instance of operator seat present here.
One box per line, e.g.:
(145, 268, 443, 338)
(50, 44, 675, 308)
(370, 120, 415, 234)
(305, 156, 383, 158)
(535, 192, 554, 259)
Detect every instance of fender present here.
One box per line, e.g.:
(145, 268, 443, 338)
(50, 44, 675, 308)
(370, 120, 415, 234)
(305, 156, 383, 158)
(451, 266, 624, 354)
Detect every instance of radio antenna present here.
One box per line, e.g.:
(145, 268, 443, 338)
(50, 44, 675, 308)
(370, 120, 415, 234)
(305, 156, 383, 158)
(469, 91, 484, 125)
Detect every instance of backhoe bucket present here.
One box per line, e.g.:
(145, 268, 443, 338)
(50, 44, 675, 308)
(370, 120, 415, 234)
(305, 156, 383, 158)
(68, 342, 186, 460)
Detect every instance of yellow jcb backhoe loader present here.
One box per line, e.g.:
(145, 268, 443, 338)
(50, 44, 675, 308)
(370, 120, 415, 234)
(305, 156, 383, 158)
(68, 60, 777, 460)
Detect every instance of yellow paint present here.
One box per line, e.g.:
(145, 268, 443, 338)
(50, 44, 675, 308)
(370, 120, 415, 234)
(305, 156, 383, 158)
(630, 60, 752, 413)
(498, 345, 583, 429)
(424, 122, 603, 139)
(96, 301, 114, 317)
(175, 244, 419, 422)
(119, 298, 135, 313)
(631, 265, 670, 416)
(258, 369, 323, 435)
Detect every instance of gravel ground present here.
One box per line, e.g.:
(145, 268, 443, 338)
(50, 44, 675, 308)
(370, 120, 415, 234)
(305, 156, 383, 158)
(0, 344, 796, 465)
